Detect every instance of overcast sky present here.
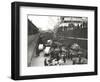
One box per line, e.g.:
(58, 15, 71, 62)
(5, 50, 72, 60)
(28, 15, 60, 31)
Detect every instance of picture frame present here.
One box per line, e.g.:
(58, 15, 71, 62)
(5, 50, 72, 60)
(11, 2, 98, 80)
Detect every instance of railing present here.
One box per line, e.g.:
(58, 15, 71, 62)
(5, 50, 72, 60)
(56, 36, 87, 41)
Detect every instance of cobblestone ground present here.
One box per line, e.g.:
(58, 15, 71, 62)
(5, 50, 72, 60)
(31, 52, 45, 66)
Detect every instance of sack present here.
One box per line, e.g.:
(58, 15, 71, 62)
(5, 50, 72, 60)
(44, 47, 51, 54)
(38, 44, 44, 50)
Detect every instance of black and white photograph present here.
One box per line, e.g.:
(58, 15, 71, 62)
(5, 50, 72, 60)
(28, 15, 88, 67)
(11, 2, 97, 80)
